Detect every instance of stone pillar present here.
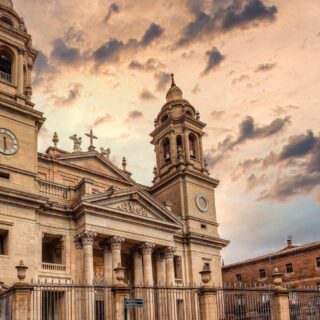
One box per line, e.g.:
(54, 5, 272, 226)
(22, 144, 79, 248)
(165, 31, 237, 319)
(133, 248, 144, 287)
(11, 284, 33, 320)
(272, 289, 290, 320)
(109, 236, 125, 285)
(165, 247, 176, 287)
(141, 242, 155, 286)
(113, 287, 130, 320)
(272, 268, 290, 320)
(80, 231, 96, 285)
(17, 48, 24, 96)
(199, 288, 219, 320)
(156, 251, 166, 286)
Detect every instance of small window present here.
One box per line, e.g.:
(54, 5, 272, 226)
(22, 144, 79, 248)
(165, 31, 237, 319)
(42, 234, 64, 264)
(0, 171, 9, 179)
(0, 50, 12, 83)
(316, 257, 320, 268)
(0, 230, 8, 255)
(174, 256, 183, 280)
(162, 137, 171, 163)
(189, 133, 198, 160)
(0, 16, 14, 27)
(236, 273, 242, 282)
(161, 114, 169, 123)
(186, 110, 193, 117)
(176, 135, 183, 153)
(259, 269, 266, 279)
(286, 263, 294, 273)
(201, 224, 207, 230)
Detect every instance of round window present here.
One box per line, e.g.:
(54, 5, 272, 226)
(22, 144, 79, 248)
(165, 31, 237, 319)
(195, 194, 209, 212)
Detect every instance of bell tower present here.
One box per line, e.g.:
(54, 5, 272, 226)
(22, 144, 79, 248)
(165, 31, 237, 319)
(150, 75, 228, 285)
(0, 0, 44, 193)
(151, 74, 209, 179)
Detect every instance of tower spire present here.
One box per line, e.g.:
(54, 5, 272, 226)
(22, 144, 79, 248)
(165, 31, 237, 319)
(171, 73, 176, 87)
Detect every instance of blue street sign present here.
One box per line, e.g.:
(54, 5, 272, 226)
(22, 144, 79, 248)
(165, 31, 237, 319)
(124, 298, 144, 309)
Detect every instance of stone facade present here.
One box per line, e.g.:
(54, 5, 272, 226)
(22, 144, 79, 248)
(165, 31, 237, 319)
(0, 1, 228, 289)
(223, 238, 320, 288)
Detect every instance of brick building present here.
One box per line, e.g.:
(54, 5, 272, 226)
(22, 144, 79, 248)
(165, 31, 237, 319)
(222, 238, 320, 288)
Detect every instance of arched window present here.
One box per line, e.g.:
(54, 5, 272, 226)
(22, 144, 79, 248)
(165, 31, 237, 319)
(176, 135, 183, 153)
(162, 137, 171, 163)
(0, 50, 13, 83)
(189, 133, 198, 159)
(0, 16, 14, 27)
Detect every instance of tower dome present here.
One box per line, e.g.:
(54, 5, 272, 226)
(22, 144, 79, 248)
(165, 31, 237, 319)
(166, 74, 183, 102)
(0, 0, 13, 8)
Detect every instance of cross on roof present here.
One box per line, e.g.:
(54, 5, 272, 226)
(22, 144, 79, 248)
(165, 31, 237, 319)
(85, 129, 98, 151)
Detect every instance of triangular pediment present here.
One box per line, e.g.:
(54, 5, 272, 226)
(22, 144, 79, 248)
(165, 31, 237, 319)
(57, 152, 133, 184)
(82, 188, 182, 227)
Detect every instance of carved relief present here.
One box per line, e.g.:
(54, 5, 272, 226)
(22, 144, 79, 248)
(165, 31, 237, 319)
(112, 201, 156, 220)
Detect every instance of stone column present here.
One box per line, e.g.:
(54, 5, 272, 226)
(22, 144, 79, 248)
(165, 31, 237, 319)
(17, 48, 24, 96)
(78, 231, 96, 285)
(109, 236, 125, 285)
(77, 231, 96, 320)
(155, 251, 166, 286)
(141, 243, 156, 320)
(133, 248, 144, 287)
(165, 247, 176, 287)
(101, 242, 113, 285)
(141, 242, 155, 286)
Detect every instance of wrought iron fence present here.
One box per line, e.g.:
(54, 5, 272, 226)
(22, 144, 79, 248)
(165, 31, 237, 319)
(0, 289, 12, 320)
(31, 283, 200, 320)
(216, 287, 274, 320)
(289, 289, 320, 320)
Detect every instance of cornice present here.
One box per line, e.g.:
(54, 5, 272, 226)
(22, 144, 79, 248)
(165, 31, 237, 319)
(175, 232, 229, 249)
(151, 169, 219, 193)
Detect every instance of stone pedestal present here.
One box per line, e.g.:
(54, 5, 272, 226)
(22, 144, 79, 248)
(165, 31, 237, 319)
(112, 287, 130, 320)
(272, 288, 290, 320)
(199, 288, 218, 320)
(11, 283, 33, 320)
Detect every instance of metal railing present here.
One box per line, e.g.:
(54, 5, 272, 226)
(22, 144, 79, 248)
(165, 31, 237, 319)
(216, 287, 274, 320)
(0, 71, 11, 83)
(289, 289, 320, 320)
(0, 289, 13, 320)
(41, 262, 66, 272)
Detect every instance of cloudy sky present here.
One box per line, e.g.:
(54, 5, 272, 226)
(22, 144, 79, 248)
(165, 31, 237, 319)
(13, 0, 320, 263)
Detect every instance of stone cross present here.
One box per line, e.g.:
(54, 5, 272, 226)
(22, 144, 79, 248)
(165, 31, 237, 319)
(69, 134, 82, 152)
(85, 129, 98, 151)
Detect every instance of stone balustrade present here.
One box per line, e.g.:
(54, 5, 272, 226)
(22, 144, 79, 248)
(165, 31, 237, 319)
(41, 262, 66, 272)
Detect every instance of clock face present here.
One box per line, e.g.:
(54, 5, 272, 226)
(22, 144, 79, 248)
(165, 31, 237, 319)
(0, 128, 19, 155)
(195, 194, 209, 212)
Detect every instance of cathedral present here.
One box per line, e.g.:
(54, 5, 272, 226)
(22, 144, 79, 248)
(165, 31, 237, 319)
(0, 0, 228, 290)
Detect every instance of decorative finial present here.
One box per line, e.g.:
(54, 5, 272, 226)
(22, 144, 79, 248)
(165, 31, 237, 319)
(52, 132, 59, 148)
(171, 73, 176, 87)
(122, 157, 127, 171)
(69, 134, 82, 152)
(85, 129, 98, 151)
(100, 147, 111, 160)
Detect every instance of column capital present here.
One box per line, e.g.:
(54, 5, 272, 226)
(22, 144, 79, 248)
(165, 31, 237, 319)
(140, 242, 155, 255)
(75, 231, 97, 247)
(164, 247, 176, 259)
(109, 236, 125, 250)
